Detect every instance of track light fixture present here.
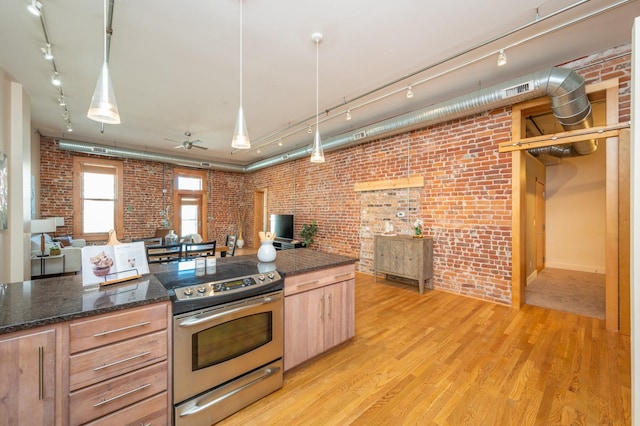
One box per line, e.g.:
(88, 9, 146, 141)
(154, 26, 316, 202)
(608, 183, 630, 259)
(406, 86, 414, 99)
(87, 0, 120, 124)
(497, 49, 507, 66)
(346, 110, 352, 120)
(231, 0, 251, 149)
(27, 0, 42, 16)
(58, 96, 65, 106)
(41, 44, 53, 60)
(51, 72, 61, 86)
(66, 124, 73, 132)
(310, 32, 325, 163)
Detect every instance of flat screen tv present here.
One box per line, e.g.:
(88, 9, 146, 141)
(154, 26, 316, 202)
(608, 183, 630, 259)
(270, 214, 294, 240)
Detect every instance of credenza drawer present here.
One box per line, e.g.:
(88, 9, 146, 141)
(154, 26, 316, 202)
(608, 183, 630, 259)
(84, 391, 168, 426)
(69, 360, 168, 426)
(69, 330, 167, 391)
(69, 303, 168, 354)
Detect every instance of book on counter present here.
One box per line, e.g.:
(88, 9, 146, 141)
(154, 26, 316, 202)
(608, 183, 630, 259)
(81, 241, 149, 286)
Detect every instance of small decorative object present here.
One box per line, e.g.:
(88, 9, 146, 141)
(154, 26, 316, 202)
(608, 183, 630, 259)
(300, 219, 318, 247)
(384, 220, 394, 234)
(257, 231, 277, 262)
(165, 229, 178, 245)
(234, 206, 246, 248)
(413, 219, 424, 238)
(49, 244, 61, 256)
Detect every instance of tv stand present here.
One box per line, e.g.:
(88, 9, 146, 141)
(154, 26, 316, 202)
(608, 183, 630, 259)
(273, 239, 305, 250)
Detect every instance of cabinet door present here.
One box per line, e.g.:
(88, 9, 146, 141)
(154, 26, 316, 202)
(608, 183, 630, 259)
(0, 328, 56, 425)
(323, 280, 355, 350)
(284, 288, 324, 371)
(399, 239, 419, 278)
(375, 237, 396, 271)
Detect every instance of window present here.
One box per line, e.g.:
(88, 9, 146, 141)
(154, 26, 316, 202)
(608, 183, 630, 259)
(73, 157, 123, 241)
(173, 168, 208, 238)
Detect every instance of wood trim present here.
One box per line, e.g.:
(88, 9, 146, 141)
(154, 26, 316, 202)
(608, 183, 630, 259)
(172, 168, 208, 239)
(618, 128, 631, 335)
(605, 83, 620, 332)
(511, 150, 525, 308)
(499, 124, 626, 153)
(354, 175, 424, 192)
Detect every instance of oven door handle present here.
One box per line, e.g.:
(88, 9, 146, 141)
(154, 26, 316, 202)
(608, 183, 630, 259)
(178, 365, 281, 418)
(177, 295, 280, 328)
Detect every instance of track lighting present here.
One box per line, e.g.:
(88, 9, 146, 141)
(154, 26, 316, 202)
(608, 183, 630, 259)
(497, 49, 507, 66)
(406, 86, 414, 99)
(27, 0, 42, 16)
(346, 110, 352, 120)
(310, 32, 325, 163)
(308, 126, 312, 134)
(58, 96, 66, 106)
(278, 139, 283, 147)
(51, 72, 61, 86)
(66, 124, 73, 132)
(41, 44, 53, 60)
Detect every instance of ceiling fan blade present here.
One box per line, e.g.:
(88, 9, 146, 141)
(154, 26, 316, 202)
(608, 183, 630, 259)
(173, 144, 184, 149)
(192, 144, 208, 150)
(164, 137, 181, 144)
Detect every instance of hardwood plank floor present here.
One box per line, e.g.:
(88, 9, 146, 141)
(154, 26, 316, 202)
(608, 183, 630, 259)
(217, 273, 631, 425)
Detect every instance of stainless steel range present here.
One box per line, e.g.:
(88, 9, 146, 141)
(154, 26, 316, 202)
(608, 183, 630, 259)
(155, 260, 284, 426)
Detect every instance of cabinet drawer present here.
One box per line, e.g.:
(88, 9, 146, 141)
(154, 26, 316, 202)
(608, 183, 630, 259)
(285, 264, 355, 296)
(69, 303, 169, 354)
(84, 391, 168, 426)
(69, 361, 168, 426)
(70, 330, 167, 391)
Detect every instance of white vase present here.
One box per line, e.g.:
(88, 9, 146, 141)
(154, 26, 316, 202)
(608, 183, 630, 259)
(257, 240, 277, 262)
(236, 239, 245, 249)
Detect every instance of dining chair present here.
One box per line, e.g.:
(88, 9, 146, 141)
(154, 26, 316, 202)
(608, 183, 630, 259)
(146, 244, 181, 264)
(181, 240, 216, 260)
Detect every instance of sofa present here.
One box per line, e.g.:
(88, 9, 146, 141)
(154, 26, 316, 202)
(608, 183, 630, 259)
(30, 234, 86, 277)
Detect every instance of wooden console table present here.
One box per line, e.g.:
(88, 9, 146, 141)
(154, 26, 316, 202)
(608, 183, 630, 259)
(374, 235, 433, 293)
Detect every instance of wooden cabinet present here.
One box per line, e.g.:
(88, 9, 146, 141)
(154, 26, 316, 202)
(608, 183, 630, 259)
(284, 264, 355, 371)
(67, 302, 171, 426)
(374, 235, 434, 293)
(0, 325, 60, 425)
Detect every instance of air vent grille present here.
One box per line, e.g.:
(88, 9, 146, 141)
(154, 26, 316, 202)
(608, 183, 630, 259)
(91, 147, 108, 153)
(353, 130, 367, 140)
(502, 80, 535, 98)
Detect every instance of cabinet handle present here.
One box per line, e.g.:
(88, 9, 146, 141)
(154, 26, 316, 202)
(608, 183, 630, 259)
(93, 383, 151, 407)
(328, 293, 333, 318)
(140, 423, 151, 426)
(296, 280, 319, 289)
(334, 273, 352, 281)
(38, 346, 44, 400)
(93, 351, 152, 371)
(320, 295, 324, 320)
(93, 321, 151, 337)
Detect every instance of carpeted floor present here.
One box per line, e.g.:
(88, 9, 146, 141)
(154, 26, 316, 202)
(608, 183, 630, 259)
(525, 268, 606, 319)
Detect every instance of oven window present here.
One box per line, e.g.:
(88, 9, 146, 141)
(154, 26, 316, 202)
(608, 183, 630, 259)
(192, 313, 272, 370)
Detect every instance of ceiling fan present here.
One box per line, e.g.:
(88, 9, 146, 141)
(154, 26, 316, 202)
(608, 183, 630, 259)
(164, 132, 208, 150)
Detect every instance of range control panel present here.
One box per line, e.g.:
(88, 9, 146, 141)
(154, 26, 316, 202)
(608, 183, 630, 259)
(173, 271, 282, 301)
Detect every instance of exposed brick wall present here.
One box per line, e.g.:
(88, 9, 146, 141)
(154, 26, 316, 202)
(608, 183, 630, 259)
(38, 44, 630, 306)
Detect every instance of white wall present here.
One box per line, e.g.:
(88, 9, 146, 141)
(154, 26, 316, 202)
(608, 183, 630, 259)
(0, 66, 33, 283)
(545, 141, 606, 273)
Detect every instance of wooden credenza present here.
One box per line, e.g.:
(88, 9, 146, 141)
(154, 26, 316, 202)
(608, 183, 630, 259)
(374, 235, 434, 293)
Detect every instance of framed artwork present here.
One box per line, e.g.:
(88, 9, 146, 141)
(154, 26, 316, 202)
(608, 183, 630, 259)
(0, 151, 7, 230)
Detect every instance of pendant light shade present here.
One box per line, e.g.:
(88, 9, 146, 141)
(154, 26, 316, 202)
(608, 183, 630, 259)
(88, 0, 120, 124)
(231, 0, 251, 149)
(231, 105, 250, 149)
(87, 61, 120, 124)
(310, 32, 325, 163)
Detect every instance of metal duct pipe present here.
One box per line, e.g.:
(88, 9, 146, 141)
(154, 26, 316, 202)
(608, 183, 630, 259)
(57, 139, 246, 173)
(59, 66, 593, 172)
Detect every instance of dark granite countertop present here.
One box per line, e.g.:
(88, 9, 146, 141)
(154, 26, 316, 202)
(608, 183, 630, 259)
(149, 248, 358, 277)
(0, 249, 356, 335)
(0, 274, 169, 335)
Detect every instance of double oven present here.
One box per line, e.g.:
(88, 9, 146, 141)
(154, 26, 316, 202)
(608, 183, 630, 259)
(155, 261, 284, 426)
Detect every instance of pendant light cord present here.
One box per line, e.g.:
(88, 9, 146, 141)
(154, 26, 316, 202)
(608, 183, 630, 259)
(315, 36, 319, 131)
(102, 0, 107, 64)
(239, 0, 243, 106)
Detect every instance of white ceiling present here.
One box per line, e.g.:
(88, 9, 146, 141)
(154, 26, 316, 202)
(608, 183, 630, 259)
(0, 0, 638, 167)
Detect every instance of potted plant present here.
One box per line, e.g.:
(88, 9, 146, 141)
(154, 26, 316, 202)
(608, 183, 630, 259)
(300, 220, 318, 247)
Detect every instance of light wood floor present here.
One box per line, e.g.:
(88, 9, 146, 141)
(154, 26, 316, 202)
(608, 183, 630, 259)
(217, 273, 631, 425)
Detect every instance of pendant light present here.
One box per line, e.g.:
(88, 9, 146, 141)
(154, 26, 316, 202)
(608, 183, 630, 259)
(87, 0, 120, 124)
(231, 0, 250, 149)
(310, 32, 324, 163)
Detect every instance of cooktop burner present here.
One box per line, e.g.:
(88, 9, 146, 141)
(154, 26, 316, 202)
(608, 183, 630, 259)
(154, 260, 284, 315)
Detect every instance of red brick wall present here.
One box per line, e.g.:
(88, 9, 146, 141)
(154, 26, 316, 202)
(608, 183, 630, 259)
(39, 44, 630, 305)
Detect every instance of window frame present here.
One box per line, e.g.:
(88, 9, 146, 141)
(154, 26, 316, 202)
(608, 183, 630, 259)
(173, 168, 208, 238)
(73, 157, 124, 242)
